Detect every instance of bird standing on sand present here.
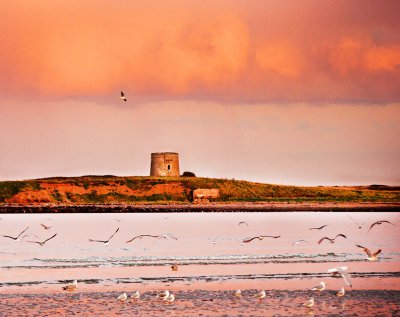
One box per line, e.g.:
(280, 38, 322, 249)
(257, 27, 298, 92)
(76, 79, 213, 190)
(163, 293, 175, 303)
(89, 228, 119, 245)
(62, 280, 78, 291)
(303, 297, 315, 308)
(356, 245, 382, 261)
(117, 293, 127, 301)
(2, 226, 29, 241)
(27, 233, 57, 246)
(131, 291, 140, 300)
(311, 281, 326, 292)
(253, 290, 266, 302)
(157, 290, 170, 300)
(120, 91, 127, 102)
(318, 234, 347, 245)
(171, 263, 178, 271)
(234, 289, 242, 297)
(327, 266, 352, 287)
(242, 235, 280, 243)
(336, 287, 345, 297)
(368, 220, 395, 233)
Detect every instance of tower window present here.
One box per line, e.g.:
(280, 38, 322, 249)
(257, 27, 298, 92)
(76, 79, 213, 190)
(167, 164, 171, 171)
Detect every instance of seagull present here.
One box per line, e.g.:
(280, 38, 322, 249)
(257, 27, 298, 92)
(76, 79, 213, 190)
(27, 233, 57, 246)
(130, 291, 140, 300)
(157, 290, 170, 299)
(242, 235, 280, 243)
(328, 266, 352, 287)
(311, 281, 326, 292)
(89, 228, 119, 245)
(238, 221, 249, 226)
(253, 290, 266, 302)
(2, 226, 29, 241)
(234, 289, 242, 297)
(347, 215, 364, 229)
(292, 239, 310, 246)
(41, 223, 52, 230)
(309, 225, 327, 231)
(336, 287, 345, 297)
(163, 293, 175, 303)
(171, 263, 178, 271)
(126, 234, 176, 243)
(117, 292, 127, 301)
(318, 234, 347, 245)
(62, 280, 78, 291)
(303, 297, 315, 308)
(120, 91, 127, 102)
(356, 244, 382, 261)
(368, 220, 395, 233)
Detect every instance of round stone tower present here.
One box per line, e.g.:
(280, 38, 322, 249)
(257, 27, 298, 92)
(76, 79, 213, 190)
(150, 152, 180, 177)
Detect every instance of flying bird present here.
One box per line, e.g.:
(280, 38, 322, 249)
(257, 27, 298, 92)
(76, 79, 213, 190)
(356, 244, 382, 261)
(89, 228, 119, 245)
(328, 266, 352, 287)
(2, 227, 29, 241)
(368, 220, 395, 233)
(40, 223, 52, 230)
(238, 221, 249, 226)
(318, 234, 347, 245)
(309, 225, 327, 231)
(126, 234, 177, 243)
(120, 91, 127, 102)
(311, 281, 326, 292)
(62, 280, 78, 291)
(242, 235, 280, 243)
(347, 215, 364, 229)
(292, 239, 310, 246)
(27, 233, 57, 246)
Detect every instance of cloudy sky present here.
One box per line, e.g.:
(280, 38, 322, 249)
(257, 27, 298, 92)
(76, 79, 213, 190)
(1, 0, 399, 185)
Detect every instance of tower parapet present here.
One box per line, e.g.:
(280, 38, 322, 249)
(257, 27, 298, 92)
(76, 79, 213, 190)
(150, 152, 180, 177)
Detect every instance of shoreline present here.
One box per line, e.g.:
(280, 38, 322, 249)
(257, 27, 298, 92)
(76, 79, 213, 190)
(1, 201, 399, 213)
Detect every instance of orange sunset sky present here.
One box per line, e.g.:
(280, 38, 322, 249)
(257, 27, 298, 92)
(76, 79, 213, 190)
(1, 1, 399, 185)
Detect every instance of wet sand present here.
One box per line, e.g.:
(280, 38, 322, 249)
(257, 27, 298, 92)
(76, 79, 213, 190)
(1, 287, 399, 317)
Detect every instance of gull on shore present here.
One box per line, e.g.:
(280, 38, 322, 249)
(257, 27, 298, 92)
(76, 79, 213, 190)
(303, 297, 315, 308)
(311, 281, 326, 292)
(130, 291, 140, 300)
(253, 290, 266, 301)
(336, 287, 345, 297)
(171, 263, 179, 271)
(62, 280, 78, 291)
(27, 233, 57, 246)
(120, 91, 127, 102)
(242, 235, 280, 243)
(356, 244, 382, 261)
(89, 228, 119, 245)
(157, 290, 170, 299)
(117, 293, 127, 301)
(126, 234, 177, 243)
(309, 225, 327, 231)
(368, 220, 395, 233)
(328, 266, 352, 287)
(163, 293, 175, 303)
(318, 234, 347, 245)
(234, 289, 242, 297)
(2, 226, 29, 241)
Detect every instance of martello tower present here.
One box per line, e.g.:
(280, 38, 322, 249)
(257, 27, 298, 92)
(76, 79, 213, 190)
(150, 152, 180, 177)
